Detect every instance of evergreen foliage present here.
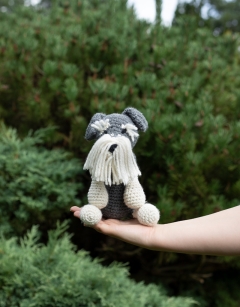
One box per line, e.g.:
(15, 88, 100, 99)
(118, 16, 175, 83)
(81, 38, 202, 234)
(175, 0, 240, 34)
(0, 0, 24, 12)
(0, 222, 196, 307)
(0, 0, 239, 222)
(155, 0, 162, 25)
(0, 124, 82, 236)
(206, 0, 240, 33)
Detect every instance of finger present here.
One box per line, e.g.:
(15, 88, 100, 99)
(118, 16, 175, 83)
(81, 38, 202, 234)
(70, 206, 81, 212)
(73, 211, 80, 218)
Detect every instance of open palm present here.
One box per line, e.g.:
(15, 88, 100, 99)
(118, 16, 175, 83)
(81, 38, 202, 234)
(70, 206, 158, 250)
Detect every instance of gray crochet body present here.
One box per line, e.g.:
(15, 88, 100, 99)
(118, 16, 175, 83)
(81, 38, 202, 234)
(102, 184, 133, 220)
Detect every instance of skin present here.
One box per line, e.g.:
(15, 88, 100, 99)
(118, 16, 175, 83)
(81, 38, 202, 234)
(70, 205, 240, 256)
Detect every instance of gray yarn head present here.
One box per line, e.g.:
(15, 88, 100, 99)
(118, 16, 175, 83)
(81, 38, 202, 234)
(122, 107, 148, 132)
(85, 113, 105, 140)
(85, 107, 148, 147)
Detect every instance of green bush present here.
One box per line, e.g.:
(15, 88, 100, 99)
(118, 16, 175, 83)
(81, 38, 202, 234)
(0, 0, 239, 221)
(0, 0, 147, 151)
(0, 124, 82, 236)
(0, 222, 196, 307)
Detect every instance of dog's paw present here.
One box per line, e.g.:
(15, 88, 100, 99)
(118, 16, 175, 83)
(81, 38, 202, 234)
(80, 204, 102, 226)
(136, 203, 160, 226)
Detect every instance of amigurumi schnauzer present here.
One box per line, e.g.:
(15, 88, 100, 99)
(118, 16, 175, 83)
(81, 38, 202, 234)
(80, 107, 160, 226)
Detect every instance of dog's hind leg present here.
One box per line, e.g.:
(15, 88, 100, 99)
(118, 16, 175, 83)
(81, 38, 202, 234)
(135, 203, 160, 226)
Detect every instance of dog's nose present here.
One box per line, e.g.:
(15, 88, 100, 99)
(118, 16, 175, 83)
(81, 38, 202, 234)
(109, 144, 118, 153)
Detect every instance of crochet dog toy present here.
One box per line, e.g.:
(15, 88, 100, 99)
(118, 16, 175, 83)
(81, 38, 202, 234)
(80, 107, 160, 226)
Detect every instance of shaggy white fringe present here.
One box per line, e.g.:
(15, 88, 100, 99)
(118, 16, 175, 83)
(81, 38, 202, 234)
(91, 119, 110, 134)
(84, 134, 141, 185)
(121, 123, 139, 142)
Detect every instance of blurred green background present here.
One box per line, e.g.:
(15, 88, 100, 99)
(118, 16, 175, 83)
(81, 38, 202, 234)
(0, 0, 240, 306)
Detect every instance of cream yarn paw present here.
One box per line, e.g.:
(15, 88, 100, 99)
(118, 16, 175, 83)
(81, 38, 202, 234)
(136, 203, 160, 226)
(80, 205, 102, 226)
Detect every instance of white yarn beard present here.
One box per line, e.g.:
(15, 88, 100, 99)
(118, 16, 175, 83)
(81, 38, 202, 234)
(84, 134, 141, 185)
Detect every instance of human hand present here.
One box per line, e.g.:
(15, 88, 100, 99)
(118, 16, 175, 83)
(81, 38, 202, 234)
(70, 206, 160, 250)
(72, 206, 240, 256)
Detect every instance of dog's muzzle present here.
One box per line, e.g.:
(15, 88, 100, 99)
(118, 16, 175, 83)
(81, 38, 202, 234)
(84, 134, 141, 185)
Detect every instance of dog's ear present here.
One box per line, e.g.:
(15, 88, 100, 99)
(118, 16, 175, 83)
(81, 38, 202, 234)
(85, 113, 106, 140)
(122, 107, 148, 132)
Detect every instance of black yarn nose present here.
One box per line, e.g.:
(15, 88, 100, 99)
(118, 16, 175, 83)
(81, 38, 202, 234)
(109, 144, 118, 153)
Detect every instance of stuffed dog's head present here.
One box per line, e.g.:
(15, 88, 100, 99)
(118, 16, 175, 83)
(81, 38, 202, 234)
(83, 108, 148, 186)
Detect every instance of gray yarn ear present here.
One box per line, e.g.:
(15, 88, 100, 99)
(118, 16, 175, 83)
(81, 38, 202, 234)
(85, 113, 106, 140)
(122, 107, 148, 132)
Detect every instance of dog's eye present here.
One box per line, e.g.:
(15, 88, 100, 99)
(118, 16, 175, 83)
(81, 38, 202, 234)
(103, 130, 108, 134)
(121, 128, 127, 134)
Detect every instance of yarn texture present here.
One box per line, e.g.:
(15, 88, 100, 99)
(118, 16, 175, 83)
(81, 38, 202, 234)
(80, 108, 160, 226)
(136, 204, 160, 226)
(88, 180, 108, 209)
(80, 205, 102, 226)
(124, 178, 146, 209)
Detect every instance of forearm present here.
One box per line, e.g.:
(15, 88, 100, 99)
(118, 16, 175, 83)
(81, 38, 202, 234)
(151, 206, 240, 255)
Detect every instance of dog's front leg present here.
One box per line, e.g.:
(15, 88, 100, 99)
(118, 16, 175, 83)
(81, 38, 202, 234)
(80, 180, 108, 226)
(124, 178, 160, 226)
(123, 177, 146, 210)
